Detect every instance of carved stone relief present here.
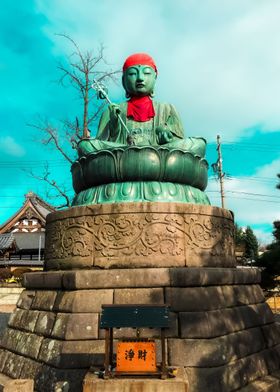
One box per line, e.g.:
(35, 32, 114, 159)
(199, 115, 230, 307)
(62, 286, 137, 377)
(184, 215, 235, 257)
(44, 204, 235, 270)
(92, 213, 185, 258)
(45, 217, 94, 262)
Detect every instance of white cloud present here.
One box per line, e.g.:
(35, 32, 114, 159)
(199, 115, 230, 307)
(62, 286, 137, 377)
(35, 0, 280, 141)
(253, 228, 274, 247)
(0, 136, 26, 157)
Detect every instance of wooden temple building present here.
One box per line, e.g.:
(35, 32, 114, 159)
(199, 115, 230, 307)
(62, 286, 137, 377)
(0, 192, 55, 269)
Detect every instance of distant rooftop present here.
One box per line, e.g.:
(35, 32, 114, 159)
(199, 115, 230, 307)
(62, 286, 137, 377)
(0, 233, 15, 252)
(0, 192, 56, 234)
(0, 232, 45, 252)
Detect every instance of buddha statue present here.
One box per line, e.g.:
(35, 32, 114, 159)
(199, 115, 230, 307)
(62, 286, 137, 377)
(77, 53, 206, 158)
(72, 53, 210, 206)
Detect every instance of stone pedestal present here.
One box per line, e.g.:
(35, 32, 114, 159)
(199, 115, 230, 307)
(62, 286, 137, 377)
(44, 203, 236, 269)
(0, 203, 279, 391)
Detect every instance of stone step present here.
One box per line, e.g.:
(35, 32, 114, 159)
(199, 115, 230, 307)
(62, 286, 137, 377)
(0, 373, 34, 392)
(18, 284, 265, 315)
(238, 370, 280, 391)
(0, 373, 12, 392)
(0, 295, 22, 305)
(185, 344, 280, 392)
(23, 267, 261, 290)
(82, 370, 189, 392)
(0, 288, 24, 294)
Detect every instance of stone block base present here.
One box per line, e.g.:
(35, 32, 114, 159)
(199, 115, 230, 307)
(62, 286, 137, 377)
(0, 267, 279, 391)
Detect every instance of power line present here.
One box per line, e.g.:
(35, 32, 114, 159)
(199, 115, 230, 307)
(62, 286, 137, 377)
(0, 159, 71, 170)
(0, 159, 68, 164)
(0, 193, 73, 198)
(210, 195, 280, 204)
(227, 190, 280, 199)
(209, 176, 277, 183)
(0, 206, 22, 209)
(210, 139, 280, 146)
(0, 164, 69, 169)
(207, 140, 280, 153)
(223, 140, 280, 147)
(227, 175, 276, 181)
(208, 190, 280, 199)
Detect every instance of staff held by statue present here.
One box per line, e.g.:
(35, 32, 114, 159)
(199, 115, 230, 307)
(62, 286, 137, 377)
(92, 79, 134, 145)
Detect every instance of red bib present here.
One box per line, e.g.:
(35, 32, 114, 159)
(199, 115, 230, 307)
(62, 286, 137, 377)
(127, 96, 155, 122)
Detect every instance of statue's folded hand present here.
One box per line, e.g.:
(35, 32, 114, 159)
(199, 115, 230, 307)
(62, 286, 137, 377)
(156, 127, 174, 145)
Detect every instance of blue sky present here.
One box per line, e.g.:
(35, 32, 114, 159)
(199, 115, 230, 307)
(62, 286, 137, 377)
(0, 0, 280, 244)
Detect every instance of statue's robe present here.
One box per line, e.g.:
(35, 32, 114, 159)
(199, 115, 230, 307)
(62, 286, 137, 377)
(78, 101, 206, 158)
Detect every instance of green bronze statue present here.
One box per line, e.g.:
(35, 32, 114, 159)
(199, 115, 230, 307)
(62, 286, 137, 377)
(78, 53, 206, 158)
(72, 53, 210, 206)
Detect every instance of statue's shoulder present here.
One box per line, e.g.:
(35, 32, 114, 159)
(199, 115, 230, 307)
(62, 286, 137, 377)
(153, 101, 179, 117)
(153, 101, 172, 107)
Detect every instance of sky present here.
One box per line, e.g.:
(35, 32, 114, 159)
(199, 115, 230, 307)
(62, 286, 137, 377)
(0, 0, 280, 244)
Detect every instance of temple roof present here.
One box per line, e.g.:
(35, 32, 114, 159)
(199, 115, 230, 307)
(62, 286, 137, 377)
(25, 192, 55, 219)
(0, 233, 16, 251)
(0, 192, 55, 234)
(0, 232, 45, 251)
(13, 232, 45, 250)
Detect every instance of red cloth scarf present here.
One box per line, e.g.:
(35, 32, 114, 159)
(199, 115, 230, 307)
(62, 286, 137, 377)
(127, 96, 155, 122)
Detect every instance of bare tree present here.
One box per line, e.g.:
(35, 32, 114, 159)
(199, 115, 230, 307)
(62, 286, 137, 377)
(25, 163, 71, 208)
(28, 34, 120, 208)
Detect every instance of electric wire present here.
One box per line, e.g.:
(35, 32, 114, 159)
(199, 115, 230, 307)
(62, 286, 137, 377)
(210, 195, 280, 204)
(207, 190, 280, 199)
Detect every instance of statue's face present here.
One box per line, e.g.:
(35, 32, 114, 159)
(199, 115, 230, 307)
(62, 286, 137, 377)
(122, 65, 157, 96)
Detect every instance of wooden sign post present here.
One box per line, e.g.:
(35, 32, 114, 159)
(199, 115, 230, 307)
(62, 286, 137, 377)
(100, 304, 169, 379)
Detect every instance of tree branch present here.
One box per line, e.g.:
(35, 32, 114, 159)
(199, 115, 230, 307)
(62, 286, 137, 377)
(24, 163, 71, 209)
(28, 118, 74, 164)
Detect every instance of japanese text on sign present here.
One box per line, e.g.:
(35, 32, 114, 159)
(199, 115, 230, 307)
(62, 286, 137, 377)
(117, 342, 156, 372)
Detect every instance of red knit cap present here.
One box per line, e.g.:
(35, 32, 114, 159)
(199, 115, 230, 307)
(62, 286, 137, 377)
(123, 53, 157, 73)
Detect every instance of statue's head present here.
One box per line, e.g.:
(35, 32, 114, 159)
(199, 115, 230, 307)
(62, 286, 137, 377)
(122, 53, 157, 98)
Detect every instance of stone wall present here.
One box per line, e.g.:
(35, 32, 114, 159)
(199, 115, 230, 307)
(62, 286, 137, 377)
(0, 267, 279, 391)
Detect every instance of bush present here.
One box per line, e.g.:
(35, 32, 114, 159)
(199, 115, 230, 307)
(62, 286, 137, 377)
(12, 268, 33, 278)
(0, 267, 12, 281)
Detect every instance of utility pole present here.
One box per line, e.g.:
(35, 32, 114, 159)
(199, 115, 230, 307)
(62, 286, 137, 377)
(38, 235, 41, 263)
(216, 134, 226, 209)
